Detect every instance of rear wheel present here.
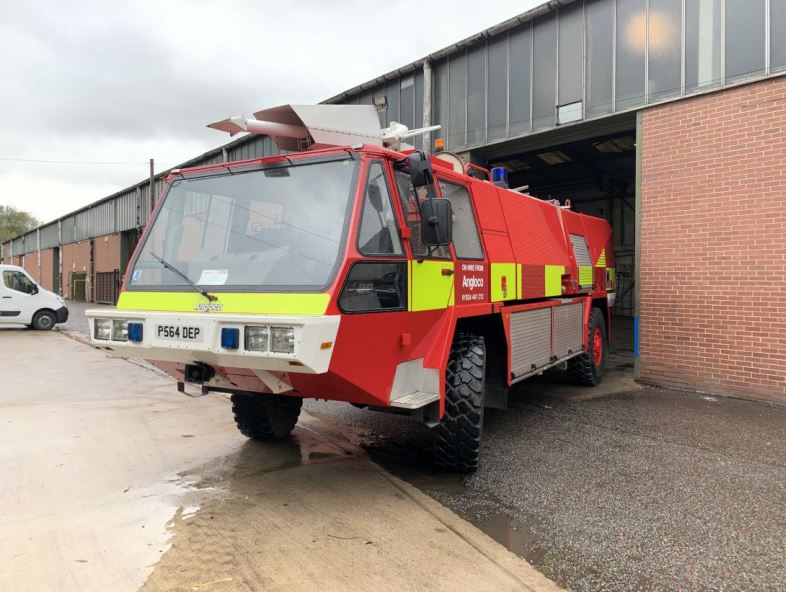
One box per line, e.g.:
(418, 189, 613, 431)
(566, 307, 607, 386)
(32, 310, 56, 331)
(231, 393, 302, 441)
(434, 333, 486, 473)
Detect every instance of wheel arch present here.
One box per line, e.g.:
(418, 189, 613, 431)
(32, 308, 58, 330)
(591, 296, 611, 342)
(454, 313, 508, 409)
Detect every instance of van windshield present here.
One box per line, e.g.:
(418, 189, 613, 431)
(128, 158, 357, 291)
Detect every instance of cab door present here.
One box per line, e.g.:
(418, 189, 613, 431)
(392, 170, 454, 312)
(1, 269, 38, 324)
(437, 179, 488, 307)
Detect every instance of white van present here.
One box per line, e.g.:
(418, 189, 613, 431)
(0, 264, 69, 330)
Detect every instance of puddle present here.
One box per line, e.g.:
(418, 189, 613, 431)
(361, 432, 553, 569)
(468, 510, 548, 565)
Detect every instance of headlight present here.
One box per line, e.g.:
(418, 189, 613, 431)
(112, 320, 128, 342)
(94, 319, 112, 341)
(270, 326, 295, 354)
(245, 326, 270, 351)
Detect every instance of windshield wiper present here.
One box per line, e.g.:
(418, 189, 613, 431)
(149, 252, 217, 302)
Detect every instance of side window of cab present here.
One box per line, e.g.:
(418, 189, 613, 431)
(357, 162, 403, 256)
(437, 180, 484, 260)
(3, 270, 35, 294)
(339, 162, 407, 313)
(393, 170, 450, 259)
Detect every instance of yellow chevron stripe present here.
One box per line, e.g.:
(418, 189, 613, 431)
(596, 249, 607, 268)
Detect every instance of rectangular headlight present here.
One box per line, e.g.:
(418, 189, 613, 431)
(245, 326, 270, 352)
(112, 320, 128, 342)
(94, 319, 112, 341)
(270, 326, 295, 354)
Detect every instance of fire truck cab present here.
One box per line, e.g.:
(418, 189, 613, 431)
(87, 105, 615, 472)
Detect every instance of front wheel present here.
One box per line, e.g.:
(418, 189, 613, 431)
(32, 310, 56, 331)
(434, 333, 486, 473)
(231, 393, 302, 441)
(566, 307, 607, 386)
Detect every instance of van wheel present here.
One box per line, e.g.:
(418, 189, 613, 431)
(32, 310, 56, 331)
(566, 308, 607, 386)
(230, 393, 302, 440)
(434, 333, 486, 473)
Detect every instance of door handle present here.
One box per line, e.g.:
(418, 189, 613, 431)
(2, 296, 11, 299)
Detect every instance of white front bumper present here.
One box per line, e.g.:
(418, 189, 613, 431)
(85, 310, 341, 374)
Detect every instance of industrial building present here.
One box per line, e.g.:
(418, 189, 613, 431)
(3, 0, 785, 402)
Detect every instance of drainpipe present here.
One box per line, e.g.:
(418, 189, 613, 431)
(36, 228, 41, 284)
(422, 59, 433, 151)
(634, 111, 643, 380)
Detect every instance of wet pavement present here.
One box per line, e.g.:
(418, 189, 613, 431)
(306, 324, 786, 591)
(58, 300, 113, 335)
(0, 329, 560, 592)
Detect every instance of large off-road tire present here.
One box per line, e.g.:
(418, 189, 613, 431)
(230, 393, 302, 441)
(434, 333, 486, 473)
(566, 307, 607, 386)
(32, 310, 56, 331)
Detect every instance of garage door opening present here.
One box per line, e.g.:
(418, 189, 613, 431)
(479, 127, 637, 371)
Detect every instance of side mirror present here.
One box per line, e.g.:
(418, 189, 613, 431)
(31, 284, 39, 295)
(406, 151, 434, 188)
(420, 199, 453, 246)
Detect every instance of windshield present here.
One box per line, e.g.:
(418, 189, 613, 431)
(128, 158, 357, 291)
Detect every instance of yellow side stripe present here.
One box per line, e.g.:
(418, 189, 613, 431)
(596, 249, 607, 268)
(117, 291, 330, 315)
(545, 265, 564, 297)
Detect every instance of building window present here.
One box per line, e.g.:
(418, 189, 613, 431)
(533, 13, 557, 130)
(724, 0, 766, 82)
(685, 0, 722, 91)
(616, 0, 646, 110)
(647, 0, 683, 101)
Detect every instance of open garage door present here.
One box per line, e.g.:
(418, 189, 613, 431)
(471, 114, 638, 370)
(485, 130, 636, 317)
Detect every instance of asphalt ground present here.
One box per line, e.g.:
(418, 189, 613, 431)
(304, 324, 786, 591)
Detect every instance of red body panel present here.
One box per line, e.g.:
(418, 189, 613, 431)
(126, 144, 614, 412)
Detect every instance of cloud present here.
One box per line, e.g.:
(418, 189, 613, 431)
(0, 0, 541, 224)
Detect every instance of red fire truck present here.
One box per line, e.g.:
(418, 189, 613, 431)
(87, 105, 615, 472)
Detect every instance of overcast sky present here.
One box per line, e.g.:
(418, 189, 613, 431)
(0, 0, 540, 224)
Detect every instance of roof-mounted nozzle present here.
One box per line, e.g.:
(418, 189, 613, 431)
(208, 104, 440, 153)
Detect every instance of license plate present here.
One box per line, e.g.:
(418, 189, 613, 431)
(156, 324, 203, 342)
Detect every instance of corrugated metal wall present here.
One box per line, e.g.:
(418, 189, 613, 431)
(40, 223, 59, 249)
(89, 200, 114, 237)
(116, 189, 142, 230)
(11, 236, 25, 255)
(61, 215, 76, 244)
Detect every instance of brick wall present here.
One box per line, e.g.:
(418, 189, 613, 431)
(640, 75, 786, 403)
(22, 253, 38, 282)
(39, 248, 55, 292)
(61, 241, 91, 300)
(93, 233, 120, 273)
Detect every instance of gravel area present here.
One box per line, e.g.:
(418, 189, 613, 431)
(307, 386, 786, 592)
